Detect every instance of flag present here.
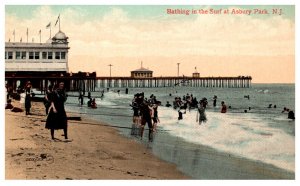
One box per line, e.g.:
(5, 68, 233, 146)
(20, 37, 22, 42)
(32, 38, 34, 43)
(55, 14, 60, 26)
(46, 22, 51, 29)
(8, 38, 10, 42)
(13, 30, 15, 35)
(26, 28, 28, 35)
(39, 29, 41, 35)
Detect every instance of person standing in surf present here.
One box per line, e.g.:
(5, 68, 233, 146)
(152, 103, 160, 131)
(221, 101, 227, 113)
(197, 100, 207, 124)
(139, 99, 154, 142)
(213, 95, 217, 107)
(130, 94, 141, 136)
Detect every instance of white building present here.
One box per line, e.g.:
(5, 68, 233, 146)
(5, 30, 69, 73)
(130, 62, 153, 78)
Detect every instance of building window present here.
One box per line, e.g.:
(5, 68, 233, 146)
(5, 52, 7, 59)
(42, 52, 47, 59)
(55, 52, 60, 59)
(29, 52, 34, 59)
(48, 52, 52, 59)
(16, 51, 26, 59)
(35, 52, 40, 59)
(16, 51, 21, 59)
(8, 52, 13, 59)
(21, 51, 26, 59)
(61, 52, 66, 59)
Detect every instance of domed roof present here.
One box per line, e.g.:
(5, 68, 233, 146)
(131, 67, 153, 72)
(46, 38, 53, 43)
(52, 30, 68, 40)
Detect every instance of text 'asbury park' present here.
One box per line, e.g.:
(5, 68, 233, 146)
(166, 8, 283, 15)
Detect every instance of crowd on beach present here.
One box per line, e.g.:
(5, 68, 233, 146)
(6, 81, 70, 142)
(5, 82, 296, 142)
(129, 92, 231, 142)
(78, 91, 98, 109)
(130, 92, 161, 142)
(128, 91, 295, 137)
(169, 94, 227, 124)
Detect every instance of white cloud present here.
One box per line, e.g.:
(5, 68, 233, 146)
(6, 6, 294, 57)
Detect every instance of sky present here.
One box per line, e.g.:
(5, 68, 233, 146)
(5, 5, 295, 83)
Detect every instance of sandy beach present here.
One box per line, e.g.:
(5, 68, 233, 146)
(5, 100, 189, 179)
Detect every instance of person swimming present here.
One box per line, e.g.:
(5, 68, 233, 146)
(165, 101, 172, 107)
(288, 111, 295, 120)
(178, 111, 183, 120)
(91, 98, 97, 108)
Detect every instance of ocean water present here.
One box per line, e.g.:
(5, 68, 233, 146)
(64, 84, 295, 179)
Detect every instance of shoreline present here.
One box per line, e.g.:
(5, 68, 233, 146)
(65, 102, 295, 179)
(150, 132, 295, 179)
(5, 99, 295, 180)
(5, 100, 189, 179)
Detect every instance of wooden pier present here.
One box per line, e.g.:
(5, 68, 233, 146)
(95, 76, 252, 88)
(5, 71, 252, 93)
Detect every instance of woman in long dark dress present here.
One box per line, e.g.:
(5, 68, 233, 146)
(45, 82, 69, 141)
(24, 81, 32, 115)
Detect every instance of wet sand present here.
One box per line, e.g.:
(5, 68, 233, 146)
(151, 133, 295, 179)
(5, 100, 294, 180)
(5, 100, 189, 179)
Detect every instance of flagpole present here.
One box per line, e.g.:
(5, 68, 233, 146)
(59, 15, 61, 31)
(26, 28, 28, 43)
(39, 30, 41, 44)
